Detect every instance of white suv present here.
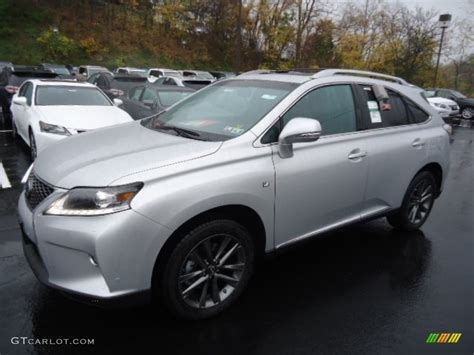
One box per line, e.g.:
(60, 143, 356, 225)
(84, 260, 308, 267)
(18, 69, 450, 319)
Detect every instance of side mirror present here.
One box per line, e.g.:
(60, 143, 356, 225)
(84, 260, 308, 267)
(13, 96, 27, 106)
(278, 118, 321, 158)
(113, 98, 123, 106)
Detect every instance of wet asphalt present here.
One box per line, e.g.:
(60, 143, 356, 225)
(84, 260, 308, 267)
(0, 122, 472, 355)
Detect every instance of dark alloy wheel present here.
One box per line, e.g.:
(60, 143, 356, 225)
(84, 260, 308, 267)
(158, 219, 255, 319)
(29, 131, 37, 160)
(461, 107, 474, 120)
(387, 171, 437, 231)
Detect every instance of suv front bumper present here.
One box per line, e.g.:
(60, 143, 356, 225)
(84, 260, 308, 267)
(18, 190, 172, 306)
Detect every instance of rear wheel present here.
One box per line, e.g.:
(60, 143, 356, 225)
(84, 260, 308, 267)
(158, 219, 255, 319)
(387, 171, 437, 231)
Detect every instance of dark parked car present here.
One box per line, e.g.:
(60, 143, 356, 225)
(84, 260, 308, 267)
(39, 63, 74, 79)
(0, 61, 12, 71)
(154, 76, 212, 90)
(120, 85, 194, 119)
(209, 71, 238, 80)
(0, 66, 57, 128)
(87, 72, 148, 100)
(426, 88, 474, 120)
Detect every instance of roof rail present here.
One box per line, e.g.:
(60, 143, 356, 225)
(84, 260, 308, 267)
(312, 69, 410, 85)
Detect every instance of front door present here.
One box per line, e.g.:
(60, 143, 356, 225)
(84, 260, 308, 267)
(271, 84, 369, 248)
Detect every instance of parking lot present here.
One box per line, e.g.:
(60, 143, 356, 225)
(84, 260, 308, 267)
(0, 122, 472, 354)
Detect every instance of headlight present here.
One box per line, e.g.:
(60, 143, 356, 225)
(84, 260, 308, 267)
(39, 121, 71, 135)
(45, 182, 143, 216)
(433, 103, 448, 109)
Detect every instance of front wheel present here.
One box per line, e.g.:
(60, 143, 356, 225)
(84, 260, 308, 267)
(461, 107, 474, 120)
(387, 171, 437, 231)
(158, 220, 255, 319)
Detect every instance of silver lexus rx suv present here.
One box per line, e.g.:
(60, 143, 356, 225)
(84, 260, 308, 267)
(18, 69, 451, 319)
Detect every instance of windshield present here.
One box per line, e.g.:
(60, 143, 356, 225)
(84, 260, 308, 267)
(36, 86, 112, 106)
(143, 79, 296, 141)
(195, 72, 215, 80)
(158, 91, 193, 107)
(451, 90, 466, 99)
(425, 90, 436, 98)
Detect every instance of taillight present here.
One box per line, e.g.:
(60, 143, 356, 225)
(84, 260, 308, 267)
(109, 89, 124, 97)
(5, 85, 19, 94)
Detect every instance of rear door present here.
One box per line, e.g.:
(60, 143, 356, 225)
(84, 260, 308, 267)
(356, 85, 431, 214)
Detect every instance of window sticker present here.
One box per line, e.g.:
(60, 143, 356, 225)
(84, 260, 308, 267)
(367, 100, 382, 123)
(223, 125, 245, 136)
(261, 94, 277, 100)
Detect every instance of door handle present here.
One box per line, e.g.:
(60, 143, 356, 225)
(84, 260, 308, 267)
(348, 150, 367, 160)
(412, 138, 425, 148)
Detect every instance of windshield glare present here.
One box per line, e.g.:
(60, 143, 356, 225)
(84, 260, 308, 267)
(144, 80, 296, 140)
(159, 91, 193, 107)
(36, 86, 112, 106)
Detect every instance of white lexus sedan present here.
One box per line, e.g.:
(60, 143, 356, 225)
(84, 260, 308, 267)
(426, 96, 459, 121)
(10, 80, 133, 159)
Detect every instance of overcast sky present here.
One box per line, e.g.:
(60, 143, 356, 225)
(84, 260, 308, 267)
(334, 0, 472, 21)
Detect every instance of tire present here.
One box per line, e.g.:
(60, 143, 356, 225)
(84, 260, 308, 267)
(387, 171, 437, 231)
(158, 219, 255, 319)
(461, 107, 474, 120)
(29, 130, 37, 160)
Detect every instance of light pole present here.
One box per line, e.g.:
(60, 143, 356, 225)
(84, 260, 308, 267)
(433, 13, 452, 88)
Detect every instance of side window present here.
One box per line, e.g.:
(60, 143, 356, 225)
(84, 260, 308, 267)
(164, 78, 177, 86)
(87, 73, 100, 85)
(79, 67, 86, 75)
(406, 98, 429, 123)
(24, 83, 33, 105)
(129, 86, 144, 101)
(281, 84, 357, 136)
(140, 88, 158, 105)
(359, 86, 409, 128)
(118, 69, 127, 74)
(18, 82, 29, 97)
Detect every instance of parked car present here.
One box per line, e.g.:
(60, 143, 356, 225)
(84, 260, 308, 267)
(209, 71, 237, 80)
(426, 88, 474, 120)
(0, 61, 12, 71)
(147, 68, 181, 83)
(115, 67, 148, 77)
(425, 95, 459, 123)
(121, 85, 194, 119)
(39, 63, 74, 79)
(10, 80, 132, 159)
(181, 70, 216, 82)
(154, 75, 212, 90)
(77, 65, 110, 80)
(87, 72, 148, 99)
(18, 69, 450, 319)
(0, 66, 57, 128)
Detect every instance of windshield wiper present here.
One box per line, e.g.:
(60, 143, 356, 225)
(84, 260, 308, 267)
(156, 125, 204, 140)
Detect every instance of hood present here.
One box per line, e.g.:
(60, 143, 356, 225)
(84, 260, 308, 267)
(458, 97, 474, 105)
(427, 97, 457, 106)
(36, 106, 133, 131)
(34, 121, 222, 188)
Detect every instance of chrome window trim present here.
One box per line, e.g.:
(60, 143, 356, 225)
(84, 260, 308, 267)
(253, 80, 433, 148)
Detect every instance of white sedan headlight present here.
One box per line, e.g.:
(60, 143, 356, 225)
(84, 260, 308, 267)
(39, 121, 71, 136)
(45, 182, 143, 216)
(433, 103, 448, 110)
